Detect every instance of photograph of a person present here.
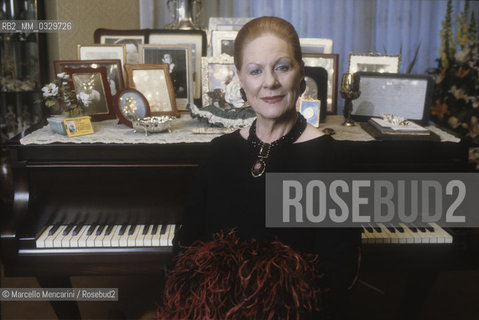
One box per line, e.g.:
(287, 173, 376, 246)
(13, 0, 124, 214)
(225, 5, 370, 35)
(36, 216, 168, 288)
(66, 120, 77, 133)
(71, 72, 109, 115)
(102, 36, 143, 64)
(143, 49, 188, 99)
(220, 39, 234, 56)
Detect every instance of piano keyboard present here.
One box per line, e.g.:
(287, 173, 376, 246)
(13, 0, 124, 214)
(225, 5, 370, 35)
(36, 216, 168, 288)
(36, 224, 176, 249)
(361, 223, 453, 244)
(34, 222, 452, 250)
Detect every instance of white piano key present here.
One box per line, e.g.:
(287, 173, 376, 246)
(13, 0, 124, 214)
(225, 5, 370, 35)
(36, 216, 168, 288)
(36, 225, 54, 248)
(411, 225, 430, 244)
(52, 225, 68, 248)
(377, 223, 393, 244)
(383, 224, 400, 244)
(94, 225, 108, 247)
(45, 225, 64, 248)
(429, 222, 453, 244)
(111, 225, 123, 247)
(135, 225, 147, 247)
(118, 225, 130, 247)
(404, 225, 423, 244)
(160, 225, 171, 246)
(143, 225, 153, 247)
(68, 225, 89, 248)
(152, 225, 162, 246)
(103, 225, 120, 247)
(167, 224, 176, 246)
(86, 225, 99, 247)
(399, 223, 416, 244)
(362, 225, 377, 244)
(78, 225, 92, 247)
(127, 225, 142, 247)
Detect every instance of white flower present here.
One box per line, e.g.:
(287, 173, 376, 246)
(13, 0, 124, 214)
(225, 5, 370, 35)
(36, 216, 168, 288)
(41, 83, 58, 97)
(466, 96, 479, 108)
(448, 116, 461, 128)
(449, 85, 466, 100)
(454, 47, 471, 64)
(77, 91, 90, 107)
(56, 72, 70, 80)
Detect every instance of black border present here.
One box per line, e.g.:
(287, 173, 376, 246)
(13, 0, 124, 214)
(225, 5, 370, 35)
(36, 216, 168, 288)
(351, 72, 433, 125)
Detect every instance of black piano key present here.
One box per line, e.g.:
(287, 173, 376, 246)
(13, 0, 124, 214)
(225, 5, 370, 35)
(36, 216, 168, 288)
(426, 224, 435, 232)
(365, 225, 374, 233)
(86, 225, 97, 236)
(104, 225, 114, 236)
(62, 224, 74, 236)
(160, 224, 167, 235)
(118, 224, 128, 236)
(418, 226, 427, 233)
(142, 225, 150, 235)
(151, 225, 158, 235)
(128, 225, 137, 236)
(396, 226, 405, 233)
(72, 224, 83, 236)
(409, 226, 418, 233)
(96, 224, 106, 236)
(48, 224, 60, 236)
(387, 225, 396, 233)
(373, 226, 382, 233)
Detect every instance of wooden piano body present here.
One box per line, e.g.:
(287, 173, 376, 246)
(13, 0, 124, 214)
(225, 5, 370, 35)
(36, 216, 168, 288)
(1, 119, 478, 319)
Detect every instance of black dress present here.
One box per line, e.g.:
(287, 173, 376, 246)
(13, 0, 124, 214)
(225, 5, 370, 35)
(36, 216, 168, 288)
(175, 130, 361, 318)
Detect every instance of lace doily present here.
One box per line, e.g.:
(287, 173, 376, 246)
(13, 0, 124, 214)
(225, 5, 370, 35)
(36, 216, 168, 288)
(20, 115, 227, 145)
(20, 115, 460, 145)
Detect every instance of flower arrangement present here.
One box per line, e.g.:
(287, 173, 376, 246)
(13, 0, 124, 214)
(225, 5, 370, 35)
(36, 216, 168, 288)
(40, 72, 89, 117)
(430, 0, 479, 143)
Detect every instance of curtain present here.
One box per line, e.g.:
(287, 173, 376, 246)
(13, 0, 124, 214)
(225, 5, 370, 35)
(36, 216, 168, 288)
(140, 0, 479, 113)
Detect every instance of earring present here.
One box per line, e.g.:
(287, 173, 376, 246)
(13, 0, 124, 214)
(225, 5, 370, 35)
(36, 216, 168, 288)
(300, 79, 306, 95)
(240, 88, 247, 102)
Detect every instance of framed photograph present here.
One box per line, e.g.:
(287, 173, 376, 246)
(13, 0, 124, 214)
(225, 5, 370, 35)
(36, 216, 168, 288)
(300, 38, 333, 54)
(124, 63, 179, 117)
(348, 53, 401, 74)
(302, 66, 328, 121)
(302, 53, 339, 114)
(208, 17, 253, 35)
(300, 99, 321, 127)
(63, 66, 115, 121)
(138, 44, 194, 110)
(77, 44, 127, 74)
(54, 59, 124, 97)
(211, 30, 237, 57)
(113, 88, 151, 128)
(146, 29, 207, 101)
(94, 28, 147, 64)
(351, 72, 433, 125)
(201, 55, 243, 108)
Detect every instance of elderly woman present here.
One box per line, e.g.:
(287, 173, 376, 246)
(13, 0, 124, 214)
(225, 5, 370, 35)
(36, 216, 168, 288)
(160, 16, 360, 320)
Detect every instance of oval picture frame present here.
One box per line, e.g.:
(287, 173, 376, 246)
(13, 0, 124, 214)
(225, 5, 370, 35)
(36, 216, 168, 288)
(113, 88, 151, 128)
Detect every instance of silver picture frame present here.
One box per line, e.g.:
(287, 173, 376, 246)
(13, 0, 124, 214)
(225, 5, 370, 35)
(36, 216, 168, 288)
(211, 30, 237, 57)
(300, 38, 333, 54)
(348, 53, 401, 74)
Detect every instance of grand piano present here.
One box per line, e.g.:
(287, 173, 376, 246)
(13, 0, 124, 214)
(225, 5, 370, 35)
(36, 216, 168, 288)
(1, 116, 478, 319)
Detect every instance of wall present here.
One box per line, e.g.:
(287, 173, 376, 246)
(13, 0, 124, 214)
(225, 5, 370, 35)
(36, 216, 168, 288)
(44, 0, 140, 80)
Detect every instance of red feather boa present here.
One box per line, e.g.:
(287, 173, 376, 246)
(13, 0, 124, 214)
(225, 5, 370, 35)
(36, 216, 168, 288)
(157, 230, 326, 320)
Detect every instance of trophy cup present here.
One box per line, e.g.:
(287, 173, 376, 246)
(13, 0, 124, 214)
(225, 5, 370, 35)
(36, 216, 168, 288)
(164, 0, 202, 30)
(340, 73, 361, 127)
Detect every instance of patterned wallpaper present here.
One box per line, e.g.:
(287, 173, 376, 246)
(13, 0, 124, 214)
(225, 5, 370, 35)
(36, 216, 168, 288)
(45, 0, 140, 79)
